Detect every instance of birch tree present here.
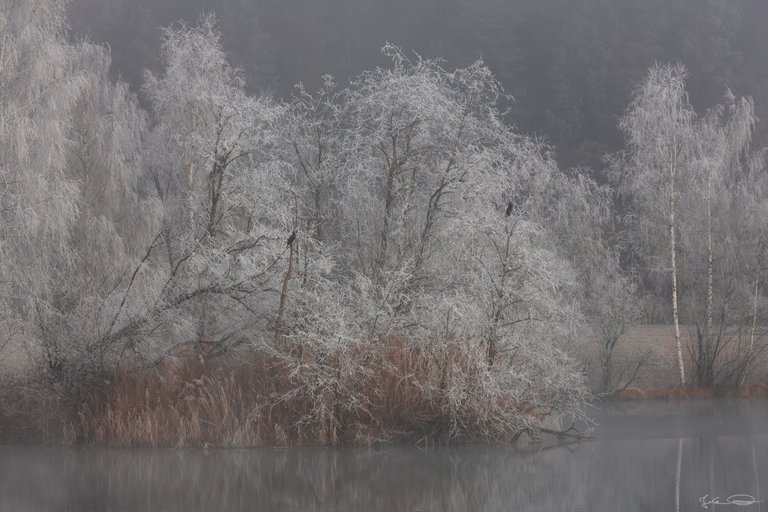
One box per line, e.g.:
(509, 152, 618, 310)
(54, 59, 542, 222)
(618, 64, 695, 386)
(680, 93, 759, 385)
(618, 64, 768, 389)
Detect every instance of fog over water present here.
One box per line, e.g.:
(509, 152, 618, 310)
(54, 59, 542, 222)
(2, 400, 768, 512)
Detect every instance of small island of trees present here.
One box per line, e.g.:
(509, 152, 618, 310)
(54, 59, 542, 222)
(0, 3, 766, 447)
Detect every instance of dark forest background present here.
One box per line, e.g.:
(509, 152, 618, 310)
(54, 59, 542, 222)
(67, 0, 768, 171)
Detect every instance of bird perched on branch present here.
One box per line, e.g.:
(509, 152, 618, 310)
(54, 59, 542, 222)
(286, 231, 296, 246)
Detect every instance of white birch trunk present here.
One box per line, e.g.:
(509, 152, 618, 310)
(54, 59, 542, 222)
(669, 146, 686, 386)
(750, 265, 760, 354)
(706, 169, 714, 338)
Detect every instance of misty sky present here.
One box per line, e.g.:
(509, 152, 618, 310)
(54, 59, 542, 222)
(67, 0, 768, 170)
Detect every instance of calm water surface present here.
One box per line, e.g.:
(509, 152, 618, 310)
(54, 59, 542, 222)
(2, 399, 768, 511)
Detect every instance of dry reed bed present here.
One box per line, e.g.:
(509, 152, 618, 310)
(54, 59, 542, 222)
(5, 338, 543, 447)
(7, 333, 762, 446)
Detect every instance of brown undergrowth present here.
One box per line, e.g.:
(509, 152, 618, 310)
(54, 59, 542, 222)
(5, 338, 545, 447)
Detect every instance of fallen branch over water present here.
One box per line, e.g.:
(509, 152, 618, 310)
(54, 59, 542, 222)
(534, 423, 592, 441)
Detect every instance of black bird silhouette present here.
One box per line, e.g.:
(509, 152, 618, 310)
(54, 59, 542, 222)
(505, 202, 514, 217)
(286, 231, 296, 246)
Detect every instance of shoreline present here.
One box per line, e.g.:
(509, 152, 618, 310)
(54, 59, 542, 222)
(2, 384, 765, 449)
(602, 383, 768, 401)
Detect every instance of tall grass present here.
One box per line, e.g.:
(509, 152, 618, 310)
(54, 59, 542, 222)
(4, 336, 562, 447)
(78, 352, 298, 447)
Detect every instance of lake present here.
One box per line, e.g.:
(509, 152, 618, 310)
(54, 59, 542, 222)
(2, 399, 767, 511)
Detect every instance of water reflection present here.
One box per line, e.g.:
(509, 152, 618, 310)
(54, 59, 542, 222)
(1, 400, 767, 512)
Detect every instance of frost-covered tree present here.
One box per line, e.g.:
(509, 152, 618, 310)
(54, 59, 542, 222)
(0, 10, 291, 385)
(137, 15, 291, 357)
(534, 172, 643, 392)
(0, 0, 86, 322)
(617, 64, 696, 386)
(618, 64, 768, 388)
(0, 0, 153, 386)
(277, 46, 593, 439)
(285, 76, 343, 245)
(49, 42, 154, 380)
(1, 7, 600, 442)
(680, 93, 767, 387)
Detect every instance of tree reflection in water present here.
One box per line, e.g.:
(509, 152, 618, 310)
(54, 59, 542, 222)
(1, 400, 767, 512)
